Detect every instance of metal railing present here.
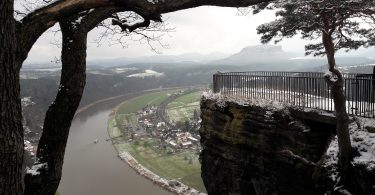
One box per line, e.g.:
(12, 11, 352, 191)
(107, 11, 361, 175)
(213, 71, 375, 118)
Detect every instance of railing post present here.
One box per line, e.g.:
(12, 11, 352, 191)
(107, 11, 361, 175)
(212, 73, 216, 93)
(213, 73, 218, 93)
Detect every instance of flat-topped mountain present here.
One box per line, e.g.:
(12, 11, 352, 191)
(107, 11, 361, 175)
(211, 45, 295, 66)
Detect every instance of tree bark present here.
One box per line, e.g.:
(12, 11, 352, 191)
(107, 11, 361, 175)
(24, 17, 88, 195)
(0, 0, 25, 195)
(0, 0, 274, 193)
(23, 8, 118, 194)
(322, 27, 353, 187)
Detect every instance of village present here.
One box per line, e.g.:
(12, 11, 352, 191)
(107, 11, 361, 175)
(106, 89, 207, 192)
(118, 102, 202, 154)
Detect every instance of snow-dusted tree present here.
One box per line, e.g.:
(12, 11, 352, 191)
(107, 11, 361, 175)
(252, 0, 375, 192)
(14, 2, 173, 194)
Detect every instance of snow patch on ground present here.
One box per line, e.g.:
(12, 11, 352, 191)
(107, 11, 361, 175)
(323, 136, 339, 181)
(350, 120, 375, 171)
(88, 70, 111, 75)
(112, 67, 134, 74)
(147, 0, 163, 4)
(323, 119, 375, 181)
(127, 69, 164, 78)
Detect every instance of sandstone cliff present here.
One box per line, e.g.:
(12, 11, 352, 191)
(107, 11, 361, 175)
(199, 97, 374, 195)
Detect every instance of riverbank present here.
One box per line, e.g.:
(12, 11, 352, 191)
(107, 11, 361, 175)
(59, 94, 173, 195)
(118, 151, 204, 195)
(107, 91, 206, 195)
(108, 115, 205, 195)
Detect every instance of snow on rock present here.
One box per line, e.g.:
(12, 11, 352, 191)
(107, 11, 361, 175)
(322, 136, 339, 181)
(147, 0, 160, 4)
(202, 91, 227, 109)
(205, 90, 375, 180)
(350, 121, 375, 171)
(21, 97, 35, 107)
(323, 119, 375, 181)
(361, 118, 375, 133)
(202, 90, 286, 111)
(24, 126, 31, 134)
(26, 163, 47, 176)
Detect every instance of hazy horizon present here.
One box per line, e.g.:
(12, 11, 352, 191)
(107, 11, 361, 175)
(24, 6, 375, 65)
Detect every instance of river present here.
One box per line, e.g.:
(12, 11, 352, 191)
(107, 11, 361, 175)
(58, 92, 172, 195)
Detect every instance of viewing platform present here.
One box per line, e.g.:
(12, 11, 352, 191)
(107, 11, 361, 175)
(212, 71, 375, 118)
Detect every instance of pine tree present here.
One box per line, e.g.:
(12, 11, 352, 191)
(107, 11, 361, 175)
(253, 1, 375, 193)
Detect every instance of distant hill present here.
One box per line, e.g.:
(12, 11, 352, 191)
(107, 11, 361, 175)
(295, 57, 375, 72)
(23, 44, 375, 72)
(208, 45, 318, 70)
(210, 45, 295, 66)
(86, 52, 229, 67)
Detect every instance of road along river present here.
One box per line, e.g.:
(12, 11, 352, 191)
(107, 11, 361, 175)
(58, 90, 174, 195)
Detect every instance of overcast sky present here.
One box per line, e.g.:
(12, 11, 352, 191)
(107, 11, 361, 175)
(25, 6, 370, 64)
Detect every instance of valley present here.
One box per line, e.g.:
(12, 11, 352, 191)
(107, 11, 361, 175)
(107, 89, 205, 193)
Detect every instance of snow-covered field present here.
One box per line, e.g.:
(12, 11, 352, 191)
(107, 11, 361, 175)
(112, 67, 132, 74)
(167, 102, 199, 123)
(127, 70, 164, 78)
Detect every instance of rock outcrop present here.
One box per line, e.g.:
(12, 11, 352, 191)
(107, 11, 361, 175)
(199, 98, 374, 195)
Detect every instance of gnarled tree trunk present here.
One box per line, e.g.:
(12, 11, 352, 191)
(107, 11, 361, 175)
(24, 17, 88, 195)
(321, 22, 354, 193)
(22, 8, 121, 194)
(0, 0, 24, 194)
(322, 32, 352, 171)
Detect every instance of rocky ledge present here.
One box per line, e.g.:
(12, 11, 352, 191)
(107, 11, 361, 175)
(199, 93, 375, 195)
